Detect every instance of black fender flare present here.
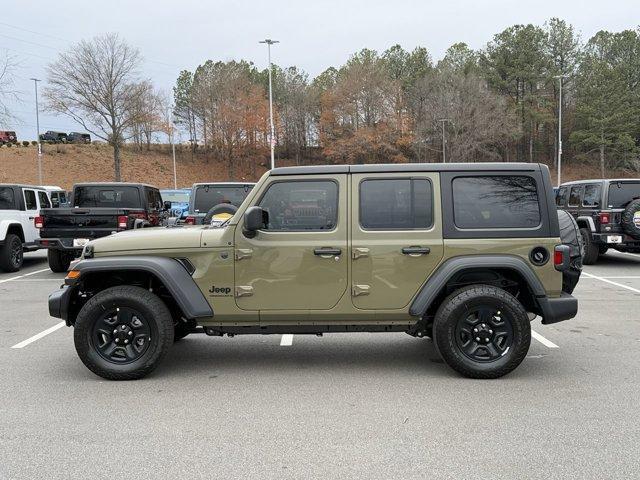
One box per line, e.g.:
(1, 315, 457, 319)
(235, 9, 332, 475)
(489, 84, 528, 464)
(71, 256, 213, 319)
(409, 255, 546, 317)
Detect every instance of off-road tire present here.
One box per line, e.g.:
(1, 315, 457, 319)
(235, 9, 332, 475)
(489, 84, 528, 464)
(432, 285, 531, 379)
(203, 203, 238, 225)
(47, 249, 72, 273)
(580, 228, 599, 265)
(74, 286, 174, 380)
(0, 233, 23, 272)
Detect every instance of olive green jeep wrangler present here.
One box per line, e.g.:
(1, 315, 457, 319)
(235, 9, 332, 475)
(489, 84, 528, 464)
(49, 163, 580, 380)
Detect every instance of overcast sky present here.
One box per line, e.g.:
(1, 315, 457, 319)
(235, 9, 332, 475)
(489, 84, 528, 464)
(2, 0, 639, 140)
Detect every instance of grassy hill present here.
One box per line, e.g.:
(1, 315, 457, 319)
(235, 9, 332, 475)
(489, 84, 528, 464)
(0, 143, 633, 189)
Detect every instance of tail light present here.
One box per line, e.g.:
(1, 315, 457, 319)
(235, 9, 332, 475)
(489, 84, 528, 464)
(117, 215, 128, 229)
(599, 212, 611, 224)
(554, 245, 570, 271)
(34, 216, 44, 228)
(185, 216, 196, 225)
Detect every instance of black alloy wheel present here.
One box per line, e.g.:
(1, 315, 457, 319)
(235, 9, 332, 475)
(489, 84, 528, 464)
(91, 306, 154, 364)
(454, 306, 514, 362)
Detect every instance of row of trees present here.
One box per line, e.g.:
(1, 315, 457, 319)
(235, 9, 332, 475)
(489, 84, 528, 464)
(4, 21, 635, 180)
(172, 19, 640, 176)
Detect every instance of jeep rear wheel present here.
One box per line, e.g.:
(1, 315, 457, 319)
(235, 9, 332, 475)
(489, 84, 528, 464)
(580, 228, 599, 265)
(0, 233, 23, 272)
(74, 286, 174, 380)
(432, 285, 531, 379)
(47, 249, 73, 273)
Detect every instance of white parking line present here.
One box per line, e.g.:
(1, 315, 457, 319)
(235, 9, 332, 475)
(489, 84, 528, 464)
(280, 334, 294, 346)
(11, 322, 66, 349)
(0, 268, 51, 284)
(531, 330, 559, 349)
(582, 271, 640, 294)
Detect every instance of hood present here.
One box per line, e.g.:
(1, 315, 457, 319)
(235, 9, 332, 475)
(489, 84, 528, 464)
(90, 226, 204, 253)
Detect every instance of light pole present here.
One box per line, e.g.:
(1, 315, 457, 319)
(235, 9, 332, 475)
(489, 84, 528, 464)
(438, 118, 451, 163)
(168, 106, 177, 189)
(554, 75, 568, 186)
(30, 78, 42, 184)
(260, 38, 279, 170)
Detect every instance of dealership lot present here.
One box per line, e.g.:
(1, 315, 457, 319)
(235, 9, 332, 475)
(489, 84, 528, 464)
(1, 251, 639, 479)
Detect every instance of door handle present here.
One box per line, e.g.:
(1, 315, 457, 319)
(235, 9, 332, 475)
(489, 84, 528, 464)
(28, 216, 35, 220)
(402, 246, 430, 256)
(314, 247, 342, 257)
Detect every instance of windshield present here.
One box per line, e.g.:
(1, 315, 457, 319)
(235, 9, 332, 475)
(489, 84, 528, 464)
(193, 185, 253, 213)
(0, 187, 15, 209)
(74, 186, 141, 208)
(607, 182, 640, 208)
(162, 191, 190, 203)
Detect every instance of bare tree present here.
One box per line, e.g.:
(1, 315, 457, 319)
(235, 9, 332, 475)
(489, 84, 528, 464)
(0, 52, 19, 126)
(45, 34, 146, 181)
(129, 81, 164, 150)
(410, 72, 519, 162)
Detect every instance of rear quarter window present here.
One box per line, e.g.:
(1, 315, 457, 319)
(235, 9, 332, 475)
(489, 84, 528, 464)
(607, 182, 640, 208)
(0, 187, 16, 209)
(452, 176, 541, 229)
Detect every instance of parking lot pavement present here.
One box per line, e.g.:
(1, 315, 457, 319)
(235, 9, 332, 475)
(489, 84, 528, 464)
(1, 251, 640, 479)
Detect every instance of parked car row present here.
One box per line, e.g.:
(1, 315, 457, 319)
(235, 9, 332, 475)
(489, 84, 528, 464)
(0, 130, 92, 145)
(0, 180, 255, 273)
(39, 131, 91, 144)
(556, 178, 640, 264)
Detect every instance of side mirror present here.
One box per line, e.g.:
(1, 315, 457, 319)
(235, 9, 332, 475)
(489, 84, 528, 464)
(163, 201, 172, 211)
(243, 206, 266, 238)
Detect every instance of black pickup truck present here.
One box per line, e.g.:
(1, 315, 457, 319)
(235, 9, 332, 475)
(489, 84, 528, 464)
(36, 183, 165, 272)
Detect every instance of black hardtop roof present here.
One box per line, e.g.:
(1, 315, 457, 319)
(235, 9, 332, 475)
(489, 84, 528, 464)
(72, 182, 158, 189)
(560, 178, 640, 186)
(270, 162, 545, 176)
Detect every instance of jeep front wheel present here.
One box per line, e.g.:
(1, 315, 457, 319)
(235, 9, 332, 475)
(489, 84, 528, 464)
(74, 286, 174, 380)
(432, 285, 531, 379)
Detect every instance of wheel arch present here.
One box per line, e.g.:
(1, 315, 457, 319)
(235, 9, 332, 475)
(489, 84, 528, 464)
(68, 256, 212, 324)
(0, 221, 25, 243)
(409, 255, 546, 319)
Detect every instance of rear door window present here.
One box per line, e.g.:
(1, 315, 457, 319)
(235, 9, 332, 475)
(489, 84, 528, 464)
(0, 187, 15, 209)
(568, 186, 583, 207)
(24, 189, 37, 210)
(582, 184, 601, 207)
(359, 178, 433, 230)
(452, 176, 540, 229)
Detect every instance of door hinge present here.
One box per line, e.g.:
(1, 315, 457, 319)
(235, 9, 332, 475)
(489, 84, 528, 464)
(235, 248, 253, 261)
(352, 284, 371, 297)
(352, 247, 370, 260)
(235, 286, 254, 298)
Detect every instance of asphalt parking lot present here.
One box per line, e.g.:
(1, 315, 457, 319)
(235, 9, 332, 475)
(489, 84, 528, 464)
(1, 251, 639, 479)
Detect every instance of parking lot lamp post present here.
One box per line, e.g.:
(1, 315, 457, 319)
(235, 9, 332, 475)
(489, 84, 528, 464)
(168, 106, 177, 189)
(260, 39, 279, 170)
(555, 74, 568, 186)
(30, 78, 42, 184)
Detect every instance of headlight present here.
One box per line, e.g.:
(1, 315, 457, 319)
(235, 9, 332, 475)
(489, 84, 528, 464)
(82, 244, 94, 259)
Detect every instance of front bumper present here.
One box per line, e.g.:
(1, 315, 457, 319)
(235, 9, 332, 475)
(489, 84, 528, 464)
(538, 293, 578, 325)
(49, 285, 74, 325)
